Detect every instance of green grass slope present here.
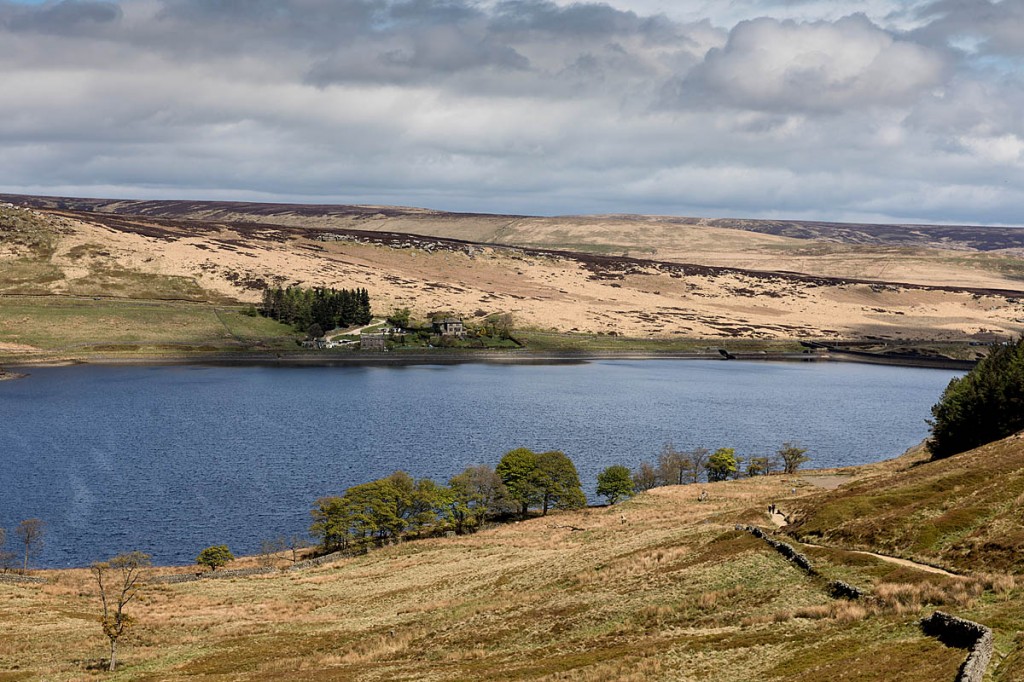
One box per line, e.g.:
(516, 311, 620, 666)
(788, 433, 1024, 574)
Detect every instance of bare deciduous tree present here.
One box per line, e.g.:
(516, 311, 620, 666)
(92, 551, 150, 672)
(631, 461, 659, 492)
(287, 535, 309, 563)
(15, 518, 44, 572)
(688, 448, 710, 483)
(657, 442, 690, 486)
(0, 527, 13, 573)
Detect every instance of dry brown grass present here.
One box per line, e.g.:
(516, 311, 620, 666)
(790, 432, 1024, 574)
(7, 445, 1024, 680)
(5, 460, 1023, 682)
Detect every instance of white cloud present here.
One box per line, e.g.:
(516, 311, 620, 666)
(957, 133, 1024, 164)
(680, 15, 948, 111)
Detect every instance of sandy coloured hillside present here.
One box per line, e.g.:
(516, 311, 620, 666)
(10, 193, 1024, 292)
(5, 204, 1019, 344)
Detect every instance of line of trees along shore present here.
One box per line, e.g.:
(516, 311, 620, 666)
(308, 443, 810, 552)
(631, 442, 809, 491)
(260, 285, 371, 332)
(310, 448, 586, 551)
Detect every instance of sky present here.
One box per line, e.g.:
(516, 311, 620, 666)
(1, 0, 1023, 224)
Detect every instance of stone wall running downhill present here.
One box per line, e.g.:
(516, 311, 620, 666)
(737, 525, 816, 575)
(920, 611, 994, 682)
(739, 525, 865, 601)
(740, 526, 995, 682)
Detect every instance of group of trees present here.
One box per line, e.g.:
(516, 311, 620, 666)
(260, 285, 372, 334)
(310, 449, 586, 551)
(495, 448, 586, 517)
(0, 518, 46, 572)
(306, 441, 812, 552)
(312, 470, 502, 551)
(630, 443, 809, 492)
(929, 337, 1024, 459)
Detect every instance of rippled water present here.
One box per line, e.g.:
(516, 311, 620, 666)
(0, 360, 958, 567)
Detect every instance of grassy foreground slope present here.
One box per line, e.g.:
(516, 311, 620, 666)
(9, 438, 1024, 680)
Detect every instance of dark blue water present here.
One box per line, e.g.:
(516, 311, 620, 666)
(0, 360, 957, 567)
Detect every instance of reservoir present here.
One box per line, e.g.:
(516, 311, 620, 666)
(0, 360, 959, 567)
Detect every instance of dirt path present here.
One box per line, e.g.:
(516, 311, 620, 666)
(328, 319, 383, 339)
(799, 539, 958, 576)
(767, 501, 958, 576)
(768, 506, 789, 527)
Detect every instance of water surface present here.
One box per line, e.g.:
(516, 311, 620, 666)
(0, 360, 958, 567)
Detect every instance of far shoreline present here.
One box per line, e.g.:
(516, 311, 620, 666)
(0, 348, 975, 373)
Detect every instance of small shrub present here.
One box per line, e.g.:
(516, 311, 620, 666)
(196, 545, 234, 571)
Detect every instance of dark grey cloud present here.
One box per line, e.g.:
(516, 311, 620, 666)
(914, 0, 1024, 56)
(2, 0, 121, 34)
(490, 0, 665, 38)
(154, 0, 382, 42)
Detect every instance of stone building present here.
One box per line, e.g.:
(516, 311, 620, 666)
(360, 333, 387, 351)
(432, 318, 465, 337)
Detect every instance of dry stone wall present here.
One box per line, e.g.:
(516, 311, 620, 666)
(826, 580, 864, 600)
(288, 550, 348, 571)
(148, 550, 352, 585)
(737, 525, 816, 575)
(920, 611, 994, 682)
(0, 573, 47, 585)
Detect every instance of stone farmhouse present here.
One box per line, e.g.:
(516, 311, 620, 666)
(432, 317, 465, 337)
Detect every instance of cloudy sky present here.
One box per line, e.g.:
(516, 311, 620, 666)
(1, 0, 1022, 224)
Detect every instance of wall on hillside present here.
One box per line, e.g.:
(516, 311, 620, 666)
(920, 611, 993, 682)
